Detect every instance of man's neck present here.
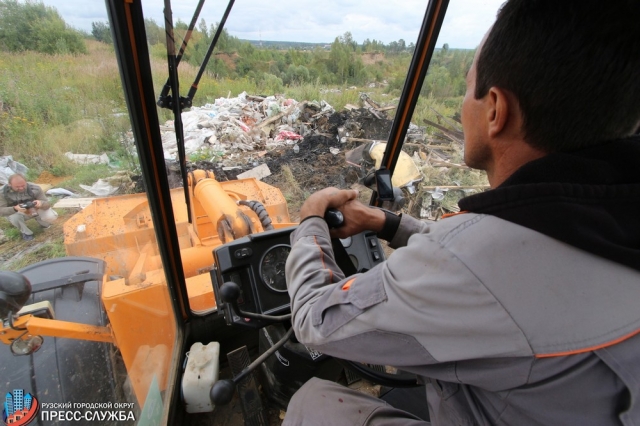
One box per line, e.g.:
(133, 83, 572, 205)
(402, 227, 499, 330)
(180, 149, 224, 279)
(486, 140, 547, 187)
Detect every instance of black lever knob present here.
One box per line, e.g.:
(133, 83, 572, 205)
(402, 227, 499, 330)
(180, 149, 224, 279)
(210, 379, 235, 406)
(220, 282, 241, 303)
(324, 209, 344, 229)
(0, 271, 32, 319)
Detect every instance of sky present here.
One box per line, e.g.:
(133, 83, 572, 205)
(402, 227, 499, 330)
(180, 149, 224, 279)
(40, 0, 505, 49)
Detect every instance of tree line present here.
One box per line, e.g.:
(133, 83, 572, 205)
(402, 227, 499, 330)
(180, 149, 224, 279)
(0, 1, 474, 99)
(136, 18, 474, 97)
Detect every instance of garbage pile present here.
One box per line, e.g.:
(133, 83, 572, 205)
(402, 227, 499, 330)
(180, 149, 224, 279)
(159, 92, 335, 163)
(152, 91, 489, 219)
(117, 91, 487, 219)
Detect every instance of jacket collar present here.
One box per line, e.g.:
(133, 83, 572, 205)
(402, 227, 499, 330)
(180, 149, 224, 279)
(459, 136, 640, 272)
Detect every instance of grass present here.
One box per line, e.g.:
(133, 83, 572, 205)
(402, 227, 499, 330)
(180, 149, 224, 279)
(0, 40, 130, 176)
(279, 165, 306, 221)
(0, 208, 72, 271)
(57, 164, 117, 192)
(6, 234, 66, 270)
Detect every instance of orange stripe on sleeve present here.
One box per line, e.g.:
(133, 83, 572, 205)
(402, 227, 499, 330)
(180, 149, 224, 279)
(441, 210, 469, 219)
(535, 327, 640, 358)
(342, 278, 356, 291)
(312, 235, 332, 283)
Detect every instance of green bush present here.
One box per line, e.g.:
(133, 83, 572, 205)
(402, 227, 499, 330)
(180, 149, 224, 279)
(91, 21, 112, 44)
(0, 0, 86, 54)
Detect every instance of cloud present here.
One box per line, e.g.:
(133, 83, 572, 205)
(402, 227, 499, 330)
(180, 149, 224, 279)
(40, 0, 503, 48)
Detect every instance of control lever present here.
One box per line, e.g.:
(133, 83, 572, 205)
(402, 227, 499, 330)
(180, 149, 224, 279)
(212, 282, 295, 405)
(210, 327, 294, 405)
(363, 172, 406, 210)
(324, 208, 344, 228)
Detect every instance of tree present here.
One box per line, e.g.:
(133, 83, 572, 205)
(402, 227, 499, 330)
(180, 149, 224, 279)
(329, 36, 351, 82)
(144, 18, 165, 46)
(175, 19, 188, 31)
(91, 21, 112, 44)
(0, 0, 86, 54)
(198, 18, 208, 39)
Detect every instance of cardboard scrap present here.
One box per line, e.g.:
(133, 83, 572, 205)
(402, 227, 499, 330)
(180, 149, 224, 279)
(236, 164, 271, 181)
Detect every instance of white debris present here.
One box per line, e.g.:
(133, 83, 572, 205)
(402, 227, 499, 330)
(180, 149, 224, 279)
(236, 164, 271, 181)
(46, 188, 76, 197)
(0, 156, 28, 184)
(159, 92, 334, 160)
(65, 152, 110, 165)
(79, 179, 119, 196)
(79, 171, 133, 196)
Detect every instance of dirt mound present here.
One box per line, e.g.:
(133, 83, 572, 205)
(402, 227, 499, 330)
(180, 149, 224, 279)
(264, 134, 361, 192)
(215, 52, 238, 71)
(260, 108, 393, 194)
(35, 171, 69, 186)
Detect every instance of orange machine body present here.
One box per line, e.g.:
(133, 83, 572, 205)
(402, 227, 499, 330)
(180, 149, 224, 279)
(61, 173, 293, 405)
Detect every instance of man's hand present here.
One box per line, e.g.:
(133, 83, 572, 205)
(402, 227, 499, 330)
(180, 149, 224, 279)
(13, 205, 26, 213)
(299, 187, 358, 221)
(329, 200, 386, 239)
(33, 200, 42, 209)
(299, 188, 386, 239)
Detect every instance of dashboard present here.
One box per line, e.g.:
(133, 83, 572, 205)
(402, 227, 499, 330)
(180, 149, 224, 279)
(210, 226, 386, 329)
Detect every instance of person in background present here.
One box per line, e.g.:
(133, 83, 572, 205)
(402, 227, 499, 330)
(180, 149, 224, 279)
(0, 173, 58, 241)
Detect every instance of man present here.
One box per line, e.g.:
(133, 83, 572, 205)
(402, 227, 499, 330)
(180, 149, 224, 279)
(284, 1, 640, 425)
(0, 174, 57, 241)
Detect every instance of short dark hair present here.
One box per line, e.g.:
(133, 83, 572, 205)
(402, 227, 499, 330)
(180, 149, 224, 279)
(476, 0, 640, 152)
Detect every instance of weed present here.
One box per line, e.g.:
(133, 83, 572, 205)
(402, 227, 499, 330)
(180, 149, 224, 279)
(279, 165, 306, 219)
(8, 235, 67, 270)
(3, 227, 21, 241)
(188, 148, 225, 163)
(58, 164, 115, 193)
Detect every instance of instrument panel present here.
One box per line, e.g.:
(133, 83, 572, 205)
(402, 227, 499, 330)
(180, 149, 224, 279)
(211, 226, 386, 329)
(259, 244, 290, 293)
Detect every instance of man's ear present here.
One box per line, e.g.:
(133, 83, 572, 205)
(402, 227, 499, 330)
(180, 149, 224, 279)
(486, 87, 513, 138)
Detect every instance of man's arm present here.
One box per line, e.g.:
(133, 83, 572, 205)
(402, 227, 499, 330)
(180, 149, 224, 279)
(0, 191, 19, 216)
(285, 195, 531, 368)
(29, 184, 51, 210)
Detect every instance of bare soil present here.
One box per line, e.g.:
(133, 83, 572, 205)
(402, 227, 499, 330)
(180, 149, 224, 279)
(36, 170, 70, 186)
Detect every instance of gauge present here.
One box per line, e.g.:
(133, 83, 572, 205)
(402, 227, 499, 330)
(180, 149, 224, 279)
(259, 244, 291, 292)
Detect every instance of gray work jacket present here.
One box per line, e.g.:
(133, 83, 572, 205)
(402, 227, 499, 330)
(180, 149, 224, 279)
(0, 182, 51, 216)
(286, 213, 640, 425)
